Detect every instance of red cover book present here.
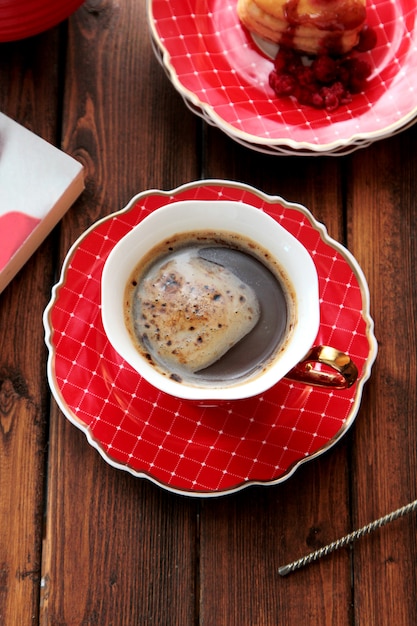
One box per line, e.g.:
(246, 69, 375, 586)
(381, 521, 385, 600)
(0, 112, 84, 293)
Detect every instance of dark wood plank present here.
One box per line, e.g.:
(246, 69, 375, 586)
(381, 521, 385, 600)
(199, 128, 354, 623)
(199, 452, 353, 626)
(348, 129, 417, 624)
(1, 0, 416, 623)
(0, 29, 62, 626)
(40, 2, 201, 624)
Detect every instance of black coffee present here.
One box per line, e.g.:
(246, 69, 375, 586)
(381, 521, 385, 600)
(195, 247, 288, 380)
(124, 231, 295, 387)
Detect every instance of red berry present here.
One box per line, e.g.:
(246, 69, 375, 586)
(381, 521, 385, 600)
(337, 64, 351, 87)
(273, 50, 288, 73)
(341, 58, 371, 93)
(344, 58, 372, 80)
(297, 66, 315, 86)
(269, 71, 296, 96)
(310, 91, 325, 109)
(348, 77, 366, 93)
(356, 25, 377, 52)
(323, 91, 340, 112)
(296, 86, 314, 107)
(312, 55, 338, 83)
(321, 82, 351, 112)
(273, 47, 300, 73)
(331, 81, 348, 99)
(269, 38, 371, 112)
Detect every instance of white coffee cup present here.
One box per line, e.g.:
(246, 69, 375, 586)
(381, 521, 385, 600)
(101, 200, 357, 401)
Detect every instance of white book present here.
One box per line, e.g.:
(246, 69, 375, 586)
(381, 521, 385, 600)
(0, 112, 85, 293)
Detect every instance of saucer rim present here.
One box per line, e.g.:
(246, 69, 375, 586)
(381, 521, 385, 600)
(43, 179, 378, 497)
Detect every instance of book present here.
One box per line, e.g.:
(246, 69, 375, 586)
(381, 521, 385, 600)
(0, 112, 85, 293)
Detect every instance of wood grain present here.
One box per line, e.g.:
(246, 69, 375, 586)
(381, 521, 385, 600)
(199, 126, 353, 625)
(348, 129, 417, 625)
(1, 0, 416, 624)
(40, 2, 200, 624)
(0, 28, 61, 626)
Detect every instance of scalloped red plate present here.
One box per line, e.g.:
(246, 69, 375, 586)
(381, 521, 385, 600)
(148, 0, 417, 155)
(44, 181, 377, 497)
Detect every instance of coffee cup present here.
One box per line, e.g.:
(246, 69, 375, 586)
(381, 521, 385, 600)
(101, 200, 358, 402)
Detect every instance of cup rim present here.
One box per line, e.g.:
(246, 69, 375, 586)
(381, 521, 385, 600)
(101, 200, 320, 400)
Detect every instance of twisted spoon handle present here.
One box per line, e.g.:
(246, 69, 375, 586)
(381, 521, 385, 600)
(279, 498, 417, 576)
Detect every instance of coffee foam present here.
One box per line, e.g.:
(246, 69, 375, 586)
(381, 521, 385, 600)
(133, 251, 260, 374)
(124, 231, 295, 388)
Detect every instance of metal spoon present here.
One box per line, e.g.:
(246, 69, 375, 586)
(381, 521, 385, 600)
(279, 498, 417, 576)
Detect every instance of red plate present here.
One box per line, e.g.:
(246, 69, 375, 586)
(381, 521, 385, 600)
(44, 181, 377, 497)
(148, 0, 417, 155)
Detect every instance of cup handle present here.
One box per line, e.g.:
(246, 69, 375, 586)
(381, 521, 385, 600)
(285, 346, 358, 389)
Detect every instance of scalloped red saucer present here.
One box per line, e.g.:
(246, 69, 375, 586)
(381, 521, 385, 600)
(148, 0, 417, 155)
(44, 181, 377, 497)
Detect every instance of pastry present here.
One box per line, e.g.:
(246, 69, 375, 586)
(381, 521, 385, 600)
(237, 0, 367, 55)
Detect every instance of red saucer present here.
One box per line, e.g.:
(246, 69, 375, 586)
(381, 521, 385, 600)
(44, 181, 377, 496)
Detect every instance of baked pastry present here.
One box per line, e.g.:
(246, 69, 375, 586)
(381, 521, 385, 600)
(237, 0, 367, 55)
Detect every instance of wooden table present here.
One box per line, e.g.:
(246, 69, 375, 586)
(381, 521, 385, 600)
(1, 2, 416, 624)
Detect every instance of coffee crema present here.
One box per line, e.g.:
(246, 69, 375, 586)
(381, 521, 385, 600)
(124, 231, 296, 387)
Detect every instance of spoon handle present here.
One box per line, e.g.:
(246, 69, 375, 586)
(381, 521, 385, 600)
(278, 498, 417, 576)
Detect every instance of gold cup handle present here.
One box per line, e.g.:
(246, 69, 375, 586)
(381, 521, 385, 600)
(285, 346, 358, 389)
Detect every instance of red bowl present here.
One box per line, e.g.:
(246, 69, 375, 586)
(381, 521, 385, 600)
(0, 0, 84, 42)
